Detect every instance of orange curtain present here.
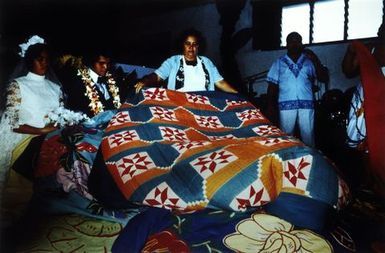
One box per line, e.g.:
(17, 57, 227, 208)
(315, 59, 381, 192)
(352, 41, 385, 181)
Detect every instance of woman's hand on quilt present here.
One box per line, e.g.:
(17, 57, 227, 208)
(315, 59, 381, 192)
(134, 73, 161, 94)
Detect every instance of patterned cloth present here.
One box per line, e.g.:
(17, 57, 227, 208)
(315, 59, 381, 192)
(33, 111, 142, 225)
(88, 88, 348, 216)
(112, 207, 352, 253)
(346, 83, 366, 149)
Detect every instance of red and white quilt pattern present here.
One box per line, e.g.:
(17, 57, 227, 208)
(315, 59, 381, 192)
(207, 134, 236, 141)
(255, 137, 293, 147)
(172, 141, 209, 153)
(108, 111, 130, 127)
(150, 106, 177, 121)
(144, 182, 187, 210)
(236, 109, 265, 121)
(191, 149, 237, 179)
(160, 127, 189, 142)
(194, 115, 224, 129)
(252, 125, 283, 137)
(186, 93, 210, 104)
(115, 152, 156, 183)
(226, 99, 249, 106)
(107, 130, 140, 148)
(144, 88, 169, 101)
(282, 155, 312, 191)
(229, 178, 271, 211)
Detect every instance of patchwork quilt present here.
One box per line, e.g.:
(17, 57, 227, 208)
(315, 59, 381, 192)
(88, 88, 349, 219)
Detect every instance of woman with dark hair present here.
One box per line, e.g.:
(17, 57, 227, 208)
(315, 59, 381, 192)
(135, 28, 237, 93)
(0, 36, 64, 221)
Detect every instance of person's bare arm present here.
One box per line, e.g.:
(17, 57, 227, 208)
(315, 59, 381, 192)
(134, 73, 162, 93)
(13, 124, 58, 135)
(342, 43, 360, 78)
(215, 79, 238, 93)
(304, 48, 329, 83)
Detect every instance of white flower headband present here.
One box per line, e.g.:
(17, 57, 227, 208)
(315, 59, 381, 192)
(18, 35, 45, 57)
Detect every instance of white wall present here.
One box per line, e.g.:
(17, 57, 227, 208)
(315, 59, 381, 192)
(125, 2, 360, 97)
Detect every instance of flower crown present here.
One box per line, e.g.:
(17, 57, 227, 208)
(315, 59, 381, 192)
(18, 35, 45, 57)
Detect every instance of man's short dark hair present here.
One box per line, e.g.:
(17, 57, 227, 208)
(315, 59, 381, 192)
(83, 47, 112, 67)
(286, 32, 302, 43)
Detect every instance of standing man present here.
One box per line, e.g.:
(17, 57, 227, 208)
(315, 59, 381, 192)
(63, 50, 122, 118)
(266, 32, 328, 147)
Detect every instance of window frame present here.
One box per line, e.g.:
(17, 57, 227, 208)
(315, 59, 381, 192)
(280, 0, 384, 46)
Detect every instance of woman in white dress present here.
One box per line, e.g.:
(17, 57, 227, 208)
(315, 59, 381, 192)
(0, 36, 63, 226)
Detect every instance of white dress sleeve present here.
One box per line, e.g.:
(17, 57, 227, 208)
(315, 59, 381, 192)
(0, 81, 25, 193)
(4, 80, 22, 129)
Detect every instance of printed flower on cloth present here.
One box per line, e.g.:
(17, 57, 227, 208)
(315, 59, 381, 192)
(223, 213, 332, 253)
(142, 230, 189, 253)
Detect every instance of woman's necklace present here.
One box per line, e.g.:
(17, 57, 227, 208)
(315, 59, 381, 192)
(77, 67, 121, 115)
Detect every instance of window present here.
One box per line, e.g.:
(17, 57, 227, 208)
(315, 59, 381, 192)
(281, 4, 310, 44)
(280, 0, 384, 46)
(313, 0, 345, 43)
(348, 0, 383, 39)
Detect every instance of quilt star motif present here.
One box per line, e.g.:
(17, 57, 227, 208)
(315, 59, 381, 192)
(108, 130, 140, 148)
(194, 115, 224, 129)
(252, 125, 283, 137)
(160, 126, 189, 142)
(236, 109, 265, 121)
(150, 106, 177, 121)
(255, 137, 291, 147)
(108, 111, 130, 127)
(283, 155, 312, 189)
(144, 182, 187, 210)
(115, 152, 156, 183)
(144, 88, 169, 101)
(172, 141, 209, 153)
(191, 150, 237, 179)
(230, 179, 271, 210)
(186, 93, 210, 104)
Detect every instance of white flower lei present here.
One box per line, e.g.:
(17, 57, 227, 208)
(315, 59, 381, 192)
(77, 68, 121, 115)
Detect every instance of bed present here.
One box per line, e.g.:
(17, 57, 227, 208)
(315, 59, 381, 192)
(7, 88, 351, 252)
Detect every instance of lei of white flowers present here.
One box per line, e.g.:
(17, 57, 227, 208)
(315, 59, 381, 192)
(77, 67, 121, 115)
(45, 107, 90, 127)
(18, 35, 45, 57)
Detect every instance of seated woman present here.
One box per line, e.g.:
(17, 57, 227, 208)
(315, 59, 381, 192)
(134, 28, 238, 93)
(0, 35, 63, 226)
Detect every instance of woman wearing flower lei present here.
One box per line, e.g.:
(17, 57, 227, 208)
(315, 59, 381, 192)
(63, 51, 122, 118)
